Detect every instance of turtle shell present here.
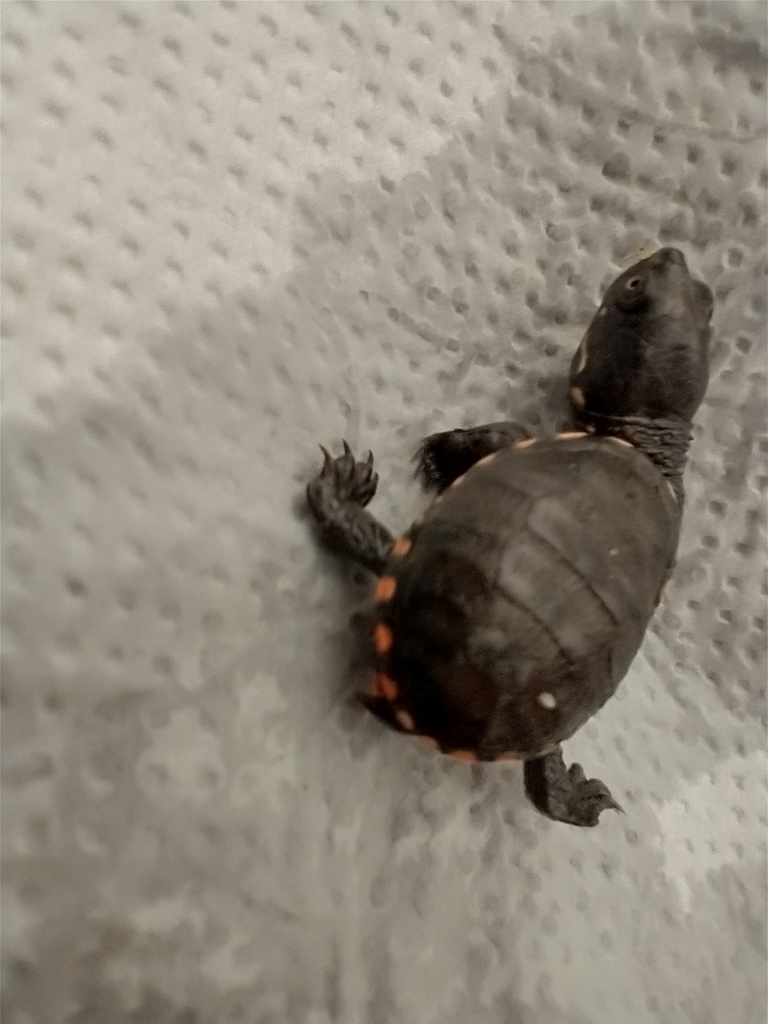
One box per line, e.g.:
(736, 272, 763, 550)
(367, 434, 680, 761)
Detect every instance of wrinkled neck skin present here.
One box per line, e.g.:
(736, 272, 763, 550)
(574, 409, 692, 505)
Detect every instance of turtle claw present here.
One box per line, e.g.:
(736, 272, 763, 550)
(307, 442, 380, 513)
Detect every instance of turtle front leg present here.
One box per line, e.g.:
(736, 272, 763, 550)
(523, 746, 623, 827)
(415, 421, 531, 493)
(306, 442, 394, 575)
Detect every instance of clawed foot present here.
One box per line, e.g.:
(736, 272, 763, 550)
(414, 423, 531, 493)
(307, 441, 378, 518)
(305, 442, 392, 574)
(523, 747, 623, 828)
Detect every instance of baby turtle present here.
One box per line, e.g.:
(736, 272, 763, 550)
(306, 247, 713, 826)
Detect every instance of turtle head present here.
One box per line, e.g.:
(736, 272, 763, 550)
(569, 248, 713, 427)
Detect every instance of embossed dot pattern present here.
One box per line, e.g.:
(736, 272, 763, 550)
(2, 3, 766, 1023)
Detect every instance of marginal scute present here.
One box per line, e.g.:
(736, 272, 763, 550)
(390, 536, 412, 557)
(375, 576, 396, 602)
(375, 673, 398, 701)
(450, 749, 477, 762)
(450, 473, 466, 488)
(516, 437, 537, 449)
(609, 436, 634, 448)
(395, 709, 415, 732)
(575, 336, 589, 370)
(373, 622, 393, 654)
(474, 452, 497, 467)
(419, 736, 439, 751)
(557, 431, 587, 440)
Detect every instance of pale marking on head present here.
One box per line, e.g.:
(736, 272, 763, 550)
(538, 691, 557, 710)
(570, 386, 585, 408)
(557, 431, 587, 440)
(609, 436, 634, 448)
(515, 437, 537, 449)
(474, 452, 497, 467)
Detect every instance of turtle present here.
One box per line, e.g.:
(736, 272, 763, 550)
(305, 247, 714, 826)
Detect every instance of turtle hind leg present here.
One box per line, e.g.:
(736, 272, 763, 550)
(306, 442, 394, 575)
(523, 746, 623, 827)
(414, 421, 531, 493)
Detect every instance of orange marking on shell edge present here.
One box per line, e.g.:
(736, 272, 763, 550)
(390, 536, 412, 557)
(475, 452, 497, 467)
(609, 436, 634, 448)
(450, 473, 466, 488)
(515, 437, 537, 449)
(375, 576, 396, 602)
(419, 736, 439, 751)
(373, 623, 393, 655)
(450, 749, 477, 763)
(569, 386, 585, 408)
(374, 673, 398, 701)
(395, 709, 415, 732)
(557, 431, 587, 440)
(496, 751, 521, 762)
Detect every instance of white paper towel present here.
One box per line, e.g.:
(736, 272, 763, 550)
(2, 3, 766, 1022)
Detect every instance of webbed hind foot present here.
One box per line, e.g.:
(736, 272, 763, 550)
(523, 746, 623, 827)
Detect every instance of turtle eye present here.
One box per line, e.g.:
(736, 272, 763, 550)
(615, 272, 648, 311)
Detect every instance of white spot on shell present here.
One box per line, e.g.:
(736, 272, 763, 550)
(538, 691, 557, 710)
(609, 547, 619, 556)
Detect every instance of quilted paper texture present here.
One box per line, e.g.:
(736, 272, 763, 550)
(1, 2, 766, 1023)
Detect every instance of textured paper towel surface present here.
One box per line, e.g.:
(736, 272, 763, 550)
(2, 2, 767, 1022)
